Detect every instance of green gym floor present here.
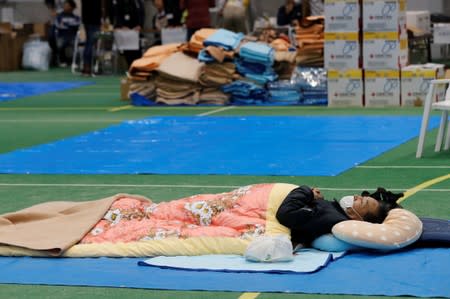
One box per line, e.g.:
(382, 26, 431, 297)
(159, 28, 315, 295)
(0, 68, 448, 299)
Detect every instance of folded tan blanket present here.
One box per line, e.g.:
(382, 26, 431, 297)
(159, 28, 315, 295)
(0, 194, 134, 255)
(157, 52, 205, 83)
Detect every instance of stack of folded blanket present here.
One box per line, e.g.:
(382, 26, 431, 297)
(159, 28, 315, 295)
(129, 80, 157, 106)
(199, 62, 238, 87)
(185, 28, 217, 56)
(154, 52, 204, 105)
(267, 80, 301, 105)
(198, 62, 237, 105)
(236, 42, 277, 85)
(128, 43, 181, 80)
(198, 29, 243, 63)
(198, 87, 230, 105)
(295, 22, 324, 67)
(221, 80, 269, 105)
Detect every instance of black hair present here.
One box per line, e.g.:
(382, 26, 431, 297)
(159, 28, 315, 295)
(361, 187, 403, 223)
(65, 0, 77, 9)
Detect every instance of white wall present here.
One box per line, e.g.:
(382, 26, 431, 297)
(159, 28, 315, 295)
(406, 0, 446, 13)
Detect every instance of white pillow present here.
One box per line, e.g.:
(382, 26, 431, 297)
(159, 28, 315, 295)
(332, 209, 423, 250)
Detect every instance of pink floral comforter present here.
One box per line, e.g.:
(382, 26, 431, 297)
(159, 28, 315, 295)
(81, 184, 275, 244)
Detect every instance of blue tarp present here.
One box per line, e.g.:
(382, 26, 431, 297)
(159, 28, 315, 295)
(0, 116, 440, 176)
(0, 82, 94, 102)
(0, 248, 448, 297)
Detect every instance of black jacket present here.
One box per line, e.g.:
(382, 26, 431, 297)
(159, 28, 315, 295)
(81, 0, 102, 26)
(112, 0, 145, 29)
(277, 4, 302, 26)
(276, 185, 349, 245)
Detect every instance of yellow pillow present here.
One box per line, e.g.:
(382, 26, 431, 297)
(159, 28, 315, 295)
(332, 209, 423, 250)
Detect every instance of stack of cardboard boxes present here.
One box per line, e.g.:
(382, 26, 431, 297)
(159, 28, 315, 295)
(324, 0, 364, 106)
(362, 0, 407, 106)
(0, 22, 48, 72)
(325, 0, 445, 107)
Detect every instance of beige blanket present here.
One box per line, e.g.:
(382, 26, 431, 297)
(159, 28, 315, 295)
(0, 194, 134, 255)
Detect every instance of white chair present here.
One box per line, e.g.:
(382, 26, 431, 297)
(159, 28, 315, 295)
(416, 79, 450, 158)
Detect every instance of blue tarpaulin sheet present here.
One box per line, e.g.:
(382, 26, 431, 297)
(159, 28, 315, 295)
(0, 116, 439, 176)
(0, 248, 448, 297)
(0, 82, 94, 102)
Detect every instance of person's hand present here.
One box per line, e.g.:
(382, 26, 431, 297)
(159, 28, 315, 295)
(311, 187, 323, 200)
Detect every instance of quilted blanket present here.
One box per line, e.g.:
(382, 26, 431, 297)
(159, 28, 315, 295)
(0, 183, 297, 257)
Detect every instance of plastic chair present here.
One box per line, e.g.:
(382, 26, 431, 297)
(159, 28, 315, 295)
(416, 78, 450, 158)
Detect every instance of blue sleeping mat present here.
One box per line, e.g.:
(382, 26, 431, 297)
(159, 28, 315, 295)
(0, 116, 439, 176)
(0, 248, 448, 297)
(0, 82, 93, 102)
(416, 218, 450, 245)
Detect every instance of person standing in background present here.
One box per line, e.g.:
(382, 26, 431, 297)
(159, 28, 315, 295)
(277, 0, 302, 26)
(111, 0, 145, 67)
(80, 0, 105, 75)
(164, 0, 183, 26)
(45, 0, 65, 66)
(180, 0, 216, 41)
(219, 0, 248, 34)
(54, 0, 81, 66)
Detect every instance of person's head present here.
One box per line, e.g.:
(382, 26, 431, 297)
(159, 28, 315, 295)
(63, 0, 76, 13)
(339, 187, 403, 223)
(152, 0, 164, 11)
(285, 0, 295, 7)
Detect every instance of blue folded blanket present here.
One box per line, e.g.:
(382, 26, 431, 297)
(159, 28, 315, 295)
(203, 29, 244, 51)
(235, 59, 278, 84)
(239, 42, 274, 66)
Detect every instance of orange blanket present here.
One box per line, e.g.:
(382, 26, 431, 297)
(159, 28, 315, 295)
(81, 184, 274, 244)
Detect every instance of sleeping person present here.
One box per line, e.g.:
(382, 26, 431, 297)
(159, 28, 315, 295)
(0, 183, 421, 257)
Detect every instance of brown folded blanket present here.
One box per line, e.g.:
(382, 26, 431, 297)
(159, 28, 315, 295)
(0, 194, 130, 255)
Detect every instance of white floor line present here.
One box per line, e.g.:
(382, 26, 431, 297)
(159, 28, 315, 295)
(197, 106, 236, 116)
(357, 165, 450, 169)
(0, 183, 448, 192)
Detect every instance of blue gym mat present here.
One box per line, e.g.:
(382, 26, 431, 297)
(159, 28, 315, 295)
(0, 116, 439, 176)
(0, 248, 447, 297)
(0, 82, 94, 102)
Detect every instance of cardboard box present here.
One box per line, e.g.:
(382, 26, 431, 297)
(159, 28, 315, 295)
(0, 32, 27, 71)
(324, 0, 360, 32)
(433, 23, 450, 44)
(0, 22, 12, 34)
(365, 69, 400, 106)
(324, 32, 360, 69)
(363, 31, 408, 69)
(406, 10, 431, 34)
(363, 0, 406, 32)
(33, 23, 48, 39)
(120, 77, 132, 101)
(401, 66, 438, 106)
(401, 63, 446, 106)
(327, 69, 364, 106)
